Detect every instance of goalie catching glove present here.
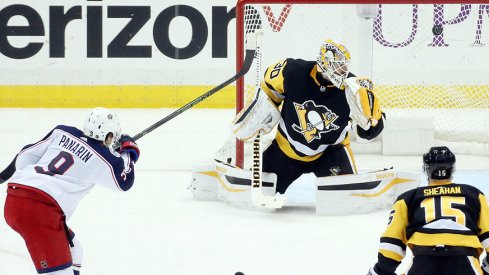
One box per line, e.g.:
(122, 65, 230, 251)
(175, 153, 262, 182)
(344, 77, 382, 130)
(230, 88, 281, 141)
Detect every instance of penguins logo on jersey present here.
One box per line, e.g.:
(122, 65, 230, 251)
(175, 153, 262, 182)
(292, 100, 339, 143)
(329, 166, 341, 176)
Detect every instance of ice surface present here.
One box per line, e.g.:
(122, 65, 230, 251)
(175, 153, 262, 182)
(1, 108, 488, 275)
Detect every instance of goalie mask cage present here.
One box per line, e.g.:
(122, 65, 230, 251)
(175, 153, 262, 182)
(234, 0, 489, 168)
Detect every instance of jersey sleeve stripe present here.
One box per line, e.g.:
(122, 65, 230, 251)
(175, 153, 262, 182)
(479, 231, 489, 241)
(380, 237, 407, 250)
(261, 82, 284, 104)
(418, 228, 476, 236)
(480, 234, 489, 249)
(379, 243, 406, 258)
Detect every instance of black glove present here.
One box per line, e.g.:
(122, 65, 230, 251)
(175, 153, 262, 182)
(118, 135, 140, 162)
(367, 266, 397, 275)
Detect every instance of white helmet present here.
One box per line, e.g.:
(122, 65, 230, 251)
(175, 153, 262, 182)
(316, 39, 351, 89)
(83, 107, 121, 145)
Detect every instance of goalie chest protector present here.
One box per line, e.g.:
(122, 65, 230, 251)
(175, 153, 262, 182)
(265, 58, 354, 154)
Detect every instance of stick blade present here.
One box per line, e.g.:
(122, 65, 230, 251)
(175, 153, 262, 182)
(252, 190, 286, 209)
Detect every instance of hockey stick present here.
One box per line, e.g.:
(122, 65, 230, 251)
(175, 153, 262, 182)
(128, 48, 256, 143)
(251, 131, 286, 209)
(248, 31, 285, 209)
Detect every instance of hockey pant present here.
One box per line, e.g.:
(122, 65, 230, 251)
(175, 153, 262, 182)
(406, 255, 484, 275)
(262, 140, 356, 194)
(4, 184, 82, 274)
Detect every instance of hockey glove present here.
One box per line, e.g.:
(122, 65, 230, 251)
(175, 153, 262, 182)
(367, 266, 397, 275)
(118, 134, 140, 162)
(344, 77, 382, 130)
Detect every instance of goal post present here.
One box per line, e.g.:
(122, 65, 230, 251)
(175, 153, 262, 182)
(234, 0, 489, 168)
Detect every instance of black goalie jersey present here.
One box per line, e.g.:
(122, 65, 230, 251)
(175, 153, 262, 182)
(373, 182, 489, 274)
(260, 58, 383, 162)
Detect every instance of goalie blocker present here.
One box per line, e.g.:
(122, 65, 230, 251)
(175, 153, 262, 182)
(230, 87, 281, 141)
(190, 163, 420, 215)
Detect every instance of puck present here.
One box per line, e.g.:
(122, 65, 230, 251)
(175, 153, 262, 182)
(235, 272, 245, 275)
(432, 25, 443, 36)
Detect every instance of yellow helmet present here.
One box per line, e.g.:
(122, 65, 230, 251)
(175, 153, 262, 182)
(316, 39, 351, 88)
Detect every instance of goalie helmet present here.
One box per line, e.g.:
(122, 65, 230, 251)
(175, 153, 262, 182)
(83, 107, 121, 145)
(423, 146, 456, 181)
(316, 39, 351, 89)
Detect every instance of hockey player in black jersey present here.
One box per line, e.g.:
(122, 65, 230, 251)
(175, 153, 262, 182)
(367, 146, 489, 275)
(232, 39, 384, 194)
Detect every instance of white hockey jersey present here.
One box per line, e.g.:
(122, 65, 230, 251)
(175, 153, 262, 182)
(7, 125, 136, 219)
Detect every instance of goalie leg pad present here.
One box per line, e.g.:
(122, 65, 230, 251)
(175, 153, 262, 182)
(315, 168, 420, 215)
(230, 88, 281, 141)
(190, 164, 219, 201)
(215, 162, 278, 211)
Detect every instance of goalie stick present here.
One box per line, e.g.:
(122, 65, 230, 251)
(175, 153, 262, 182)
(249, 31, 285, 209)
(251, 131, 285, 209)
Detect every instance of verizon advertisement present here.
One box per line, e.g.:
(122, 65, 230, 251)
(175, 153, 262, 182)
(0, 0, 237, 85)
(0, 1, 488, 86)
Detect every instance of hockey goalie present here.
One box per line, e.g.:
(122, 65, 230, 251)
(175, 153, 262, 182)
(190, 39, 419, 214)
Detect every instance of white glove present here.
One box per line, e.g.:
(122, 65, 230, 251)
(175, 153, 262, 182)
(230, 88, 281, 141)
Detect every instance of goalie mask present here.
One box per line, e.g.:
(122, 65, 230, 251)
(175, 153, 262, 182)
(423, 146, 456, 181)
(316, 39, 351, 89)
(83, 107, 121, 146)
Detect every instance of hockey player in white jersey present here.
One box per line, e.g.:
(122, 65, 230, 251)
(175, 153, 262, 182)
(0, 107, 140, 275)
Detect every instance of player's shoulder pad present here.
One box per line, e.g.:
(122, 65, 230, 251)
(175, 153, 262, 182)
(284, 58, 317, 73)
(264, 59, 288, 78)
(263, 59, 288, 93)
(396, 187, 418, 203)
(455, 183, 485, 196)
(54, 125, 85, 138)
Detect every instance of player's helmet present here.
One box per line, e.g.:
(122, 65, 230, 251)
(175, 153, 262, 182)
(423, 146, 456, 180)
(83, 107, 121, 145)
(316, 39, 351, 89)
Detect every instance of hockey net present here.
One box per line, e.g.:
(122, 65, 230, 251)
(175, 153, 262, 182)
(221, 1, 489, 168)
